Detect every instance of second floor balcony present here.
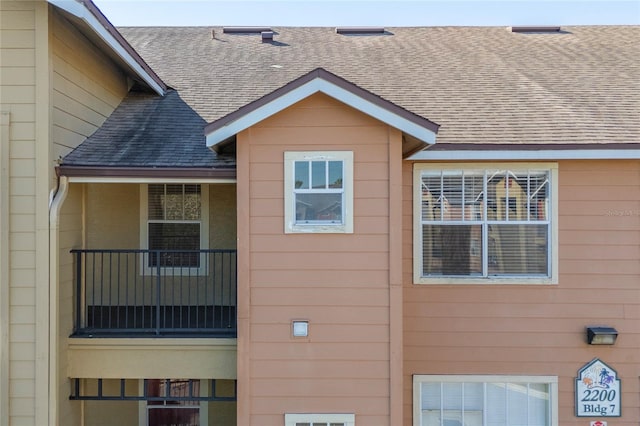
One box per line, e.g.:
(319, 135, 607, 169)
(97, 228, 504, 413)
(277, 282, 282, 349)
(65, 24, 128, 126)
(71, 249, 237, 338)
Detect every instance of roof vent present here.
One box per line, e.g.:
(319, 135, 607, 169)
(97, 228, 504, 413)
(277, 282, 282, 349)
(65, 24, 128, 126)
(261, 31, 274, 42)
(510, 26, 561, 33)
(336, 27, 386, 35)
(223, 26, 272, 34)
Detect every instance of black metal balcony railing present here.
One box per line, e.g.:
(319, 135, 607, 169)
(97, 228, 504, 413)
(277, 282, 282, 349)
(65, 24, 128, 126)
(71, 249, 237, 337)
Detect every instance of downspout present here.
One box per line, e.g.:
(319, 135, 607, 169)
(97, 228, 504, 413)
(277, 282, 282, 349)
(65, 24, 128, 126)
(48, 172, 69, 426)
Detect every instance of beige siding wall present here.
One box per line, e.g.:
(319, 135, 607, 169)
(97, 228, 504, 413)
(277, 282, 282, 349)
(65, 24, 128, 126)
(238, 93, 399, 425)
(85, 183, 237, 249)
(403, 159, 640, 425)
(57, 183, 83, 426)
(0, 2, 40, 424)
(2, 2, 133, 424)
(50, 9, 130, 422)
(82, 379, 236, 426)
(50, 7, 129, 160)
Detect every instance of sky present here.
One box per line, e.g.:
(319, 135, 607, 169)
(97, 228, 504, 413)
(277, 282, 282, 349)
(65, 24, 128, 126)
(93, 0, 640, 27)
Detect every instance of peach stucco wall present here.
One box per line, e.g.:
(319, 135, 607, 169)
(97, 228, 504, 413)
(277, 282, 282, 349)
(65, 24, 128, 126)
(237, 93, 403, 425)
(403, 159, 640, 425)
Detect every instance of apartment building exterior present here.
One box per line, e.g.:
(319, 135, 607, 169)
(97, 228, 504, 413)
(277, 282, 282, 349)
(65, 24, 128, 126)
(0, 1, 639, 425)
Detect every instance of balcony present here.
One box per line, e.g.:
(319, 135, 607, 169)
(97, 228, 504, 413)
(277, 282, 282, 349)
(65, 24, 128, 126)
(71, 249, 237, 337)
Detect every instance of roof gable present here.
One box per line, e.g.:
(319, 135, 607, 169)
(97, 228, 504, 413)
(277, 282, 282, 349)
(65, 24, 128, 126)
(204, 68, 439, 151)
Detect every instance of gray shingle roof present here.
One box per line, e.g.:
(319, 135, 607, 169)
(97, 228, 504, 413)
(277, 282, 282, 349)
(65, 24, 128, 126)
(62, 89, 234, 168)
(62, 25, 640, 168)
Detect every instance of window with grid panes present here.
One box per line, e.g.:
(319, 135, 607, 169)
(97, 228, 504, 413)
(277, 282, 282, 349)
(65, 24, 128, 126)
(143, 184, 208, 269)
(414, 164, 556, 282)
(284, 414, 355, 426)
(413, 375, 558, 426)
(284, 151, 353, 233)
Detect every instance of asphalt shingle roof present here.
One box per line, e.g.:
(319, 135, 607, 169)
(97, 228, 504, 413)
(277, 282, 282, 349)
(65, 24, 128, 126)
(62, 25, 640, 168)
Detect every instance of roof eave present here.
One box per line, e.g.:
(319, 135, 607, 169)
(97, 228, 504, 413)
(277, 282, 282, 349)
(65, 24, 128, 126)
(205, 68, 439, 150)
(409, 143, 640, 161)
(57, 166, 236, 182)
(48, 0, 166, 95)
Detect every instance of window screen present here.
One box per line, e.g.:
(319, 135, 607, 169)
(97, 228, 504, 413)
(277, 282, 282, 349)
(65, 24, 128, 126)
(147, 184, 202, 268)
(415, 376, 556, 426)
(419, 169, 550, 278)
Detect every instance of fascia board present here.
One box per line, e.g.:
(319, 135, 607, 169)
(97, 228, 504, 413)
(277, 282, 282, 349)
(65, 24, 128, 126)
(67, 177, 236, 184)
(206, 78, 437, 148)
(48, 0, 164, 96)
(409, 149, 640, 161)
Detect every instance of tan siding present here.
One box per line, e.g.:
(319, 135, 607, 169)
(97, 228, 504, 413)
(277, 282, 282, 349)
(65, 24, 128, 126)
(403, 160, 640, 425)
(50, 8, 128, 158)
(241, 93, 396, 425)
(57, 184, 83, 426)
(0, 2, 38, 424)
(86, 184, 140, 249)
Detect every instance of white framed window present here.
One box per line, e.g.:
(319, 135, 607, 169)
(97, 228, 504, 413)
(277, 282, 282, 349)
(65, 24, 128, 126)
(284, 151, 354, 234)
(413, 163, 558, 284)
(140, 184, 209, 274)
(285, 413, 355, 426)
(413, 375, 558, 426)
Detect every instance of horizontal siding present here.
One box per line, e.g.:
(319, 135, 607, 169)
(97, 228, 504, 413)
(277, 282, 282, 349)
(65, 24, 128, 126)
(244, 94, 392, 425)
(0, 2, 37, 425)
(51, 8, 128, 158)
(403, 159, 640, 425)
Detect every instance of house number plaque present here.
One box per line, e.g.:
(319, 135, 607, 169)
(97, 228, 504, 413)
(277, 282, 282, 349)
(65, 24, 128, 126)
(576, 359, 621, 417)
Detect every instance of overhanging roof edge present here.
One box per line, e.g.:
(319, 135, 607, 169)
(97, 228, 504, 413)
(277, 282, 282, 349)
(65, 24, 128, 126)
(48, 0, 167, 95)
(205, 68, 439, 148)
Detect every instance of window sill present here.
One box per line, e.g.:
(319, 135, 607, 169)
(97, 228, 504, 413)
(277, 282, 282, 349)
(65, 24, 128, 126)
(413, 276, 558, 285)
(285, 223, 353, 234)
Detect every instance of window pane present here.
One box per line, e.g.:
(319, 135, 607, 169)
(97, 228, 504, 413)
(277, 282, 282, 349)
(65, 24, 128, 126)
(464, 382, 483, 411)
(312, 161, 326, 189)
(422, 174, 443, 221)
(295, 193, 342, 223)
(507, 383, 529, 425)
(422, 382, 441, 409)
(528, 171, 549, 221)
(464, 172, 484, 221)
(486, 383, 507, 426)
(488, 225, 548, 275)
(164, 184, 185, 220)
(148, 223, 200, 267)
(295, 161, 309, 189)
(183, 185, 201, 220)
(442, 172, 463, 220)
(529, 383, 550, 425)
(328, 161, 343, 188)
(423, 225, 482, 276)
(443, 382, 462, 410)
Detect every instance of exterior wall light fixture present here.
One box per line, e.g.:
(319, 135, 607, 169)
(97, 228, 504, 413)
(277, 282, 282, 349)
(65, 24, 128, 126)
(586, 326, 618, 345)
(292, 320, 309, 337)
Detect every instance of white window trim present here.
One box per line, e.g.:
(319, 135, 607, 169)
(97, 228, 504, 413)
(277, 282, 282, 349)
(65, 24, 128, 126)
(413, 375, 558, 426)
(284, 151, 354, 234)
(413, 162, 558, 285)
(285, 413, 355, 426)
(140, 184, 209, 275)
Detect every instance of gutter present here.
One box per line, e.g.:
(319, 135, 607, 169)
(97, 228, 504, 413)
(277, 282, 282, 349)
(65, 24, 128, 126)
(56, 166, 237, 181)
(47, 176, 69, 426)
(47, 0, 166, 95)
